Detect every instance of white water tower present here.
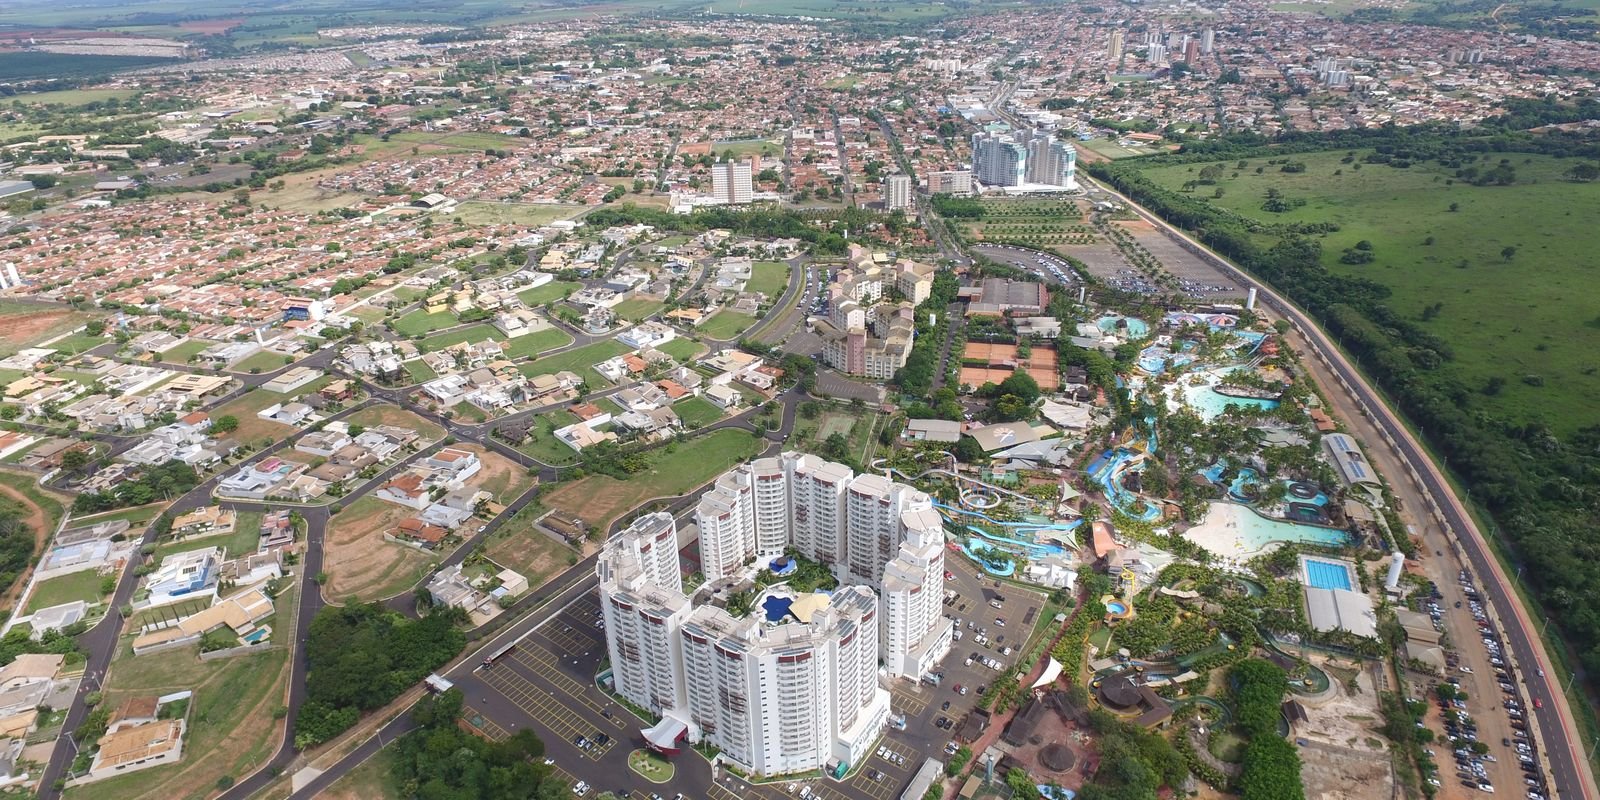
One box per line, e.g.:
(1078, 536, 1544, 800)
(1246, 286, 1258, 310)
(1385, 551, 1405, 592)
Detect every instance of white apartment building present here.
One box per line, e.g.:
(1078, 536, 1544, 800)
(599, 513, 892, 778)
(784, 453, 851, 566)
(927, 170, 974, 195)
(695, 470, 756, 581)
(610, 512, 682, 591)
(885, 174, 914, 211)
(880, 515, 954, 679)
(712, 159, 754, 205)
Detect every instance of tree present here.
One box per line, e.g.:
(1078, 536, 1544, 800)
(211, 415, 239, 435)
(1564, 162, 1600, 182)
(60, 449, 89, 473)
(821, 432, 849, 460)
(1500, 246, 1517, 262)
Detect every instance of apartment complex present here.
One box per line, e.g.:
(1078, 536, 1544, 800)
(711, 159, 754, 205)
(813, 246, 934, 380)
(601, 454, 952, 777)
(927, 170, 974, 196)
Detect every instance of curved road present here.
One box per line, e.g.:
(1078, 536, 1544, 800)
(1084, 172, 1597, 800)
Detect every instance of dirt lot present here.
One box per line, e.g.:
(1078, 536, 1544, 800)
(0, 304, 93, 357)
(323, 495, 437, 604)
(457, 444, 536, 505)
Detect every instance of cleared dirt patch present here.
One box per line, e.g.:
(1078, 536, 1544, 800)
(0, 304, 92, 356)
(323, 495, 437, 604)
(457, 444, 535, 505)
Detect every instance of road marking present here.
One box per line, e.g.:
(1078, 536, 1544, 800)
(480, 664, 611, 758)
(501, 642, 623, 727)
(890, 688, 927, 718)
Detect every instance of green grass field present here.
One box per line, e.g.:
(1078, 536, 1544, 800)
(1139, 149, 1600, 434)
(673, 396, 725, 429)
(515, 281, 581, 307)
(452, 201, 587, 227)
(403, 360, 438, 384)
(157, 339, 211, 364)
(503, 328, 573, 360)
(657, 338, 704, 362)
(418, 324, 501, 353)
(701, 309, 758, 340)
(708, 139, 782, 159)
(518, 340, 630, 386)
(393, 308, 459, 337)
(613, 298, 666, 322)
(14, 87, 138, 106)
(230, 349, 293, 374)
(513, 409, 581, 466)
(748, 261, 790, 298)
(344, 404, 445, 442)
(543, 429, 767, 529)
(25, 570, 106, 613)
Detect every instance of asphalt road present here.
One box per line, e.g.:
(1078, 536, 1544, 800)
(1083, 173, 1597, 800)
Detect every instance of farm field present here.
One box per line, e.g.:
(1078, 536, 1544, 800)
(700, 309, 758, 340)
(516, 340, 630, 386)
(1139, 148, 1600, 434)
(516, 280, 582, 307)
(68, 588, 297, 800)
(323, 494, 439, 604)
(542, 429, 765, 530)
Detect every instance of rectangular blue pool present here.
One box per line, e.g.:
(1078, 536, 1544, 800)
(1303, 558, 1354, 591)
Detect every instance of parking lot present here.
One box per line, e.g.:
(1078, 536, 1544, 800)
(1404, 562, 1550, 800)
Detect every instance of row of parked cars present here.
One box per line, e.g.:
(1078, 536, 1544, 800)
(1424, 569, 1548, 800)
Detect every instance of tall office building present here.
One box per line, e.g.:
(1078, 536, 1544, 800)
(1024, 133, 1078, 190)
(711, 159, 753, 205)
(970, 131, 1027, 188)
(1146, 43, 1167, 64)
(885, 173, 914, 211)
(1107, 29, 1124, 65)
(603, 453, 951, 777)
(1201, 28, 1215, 54)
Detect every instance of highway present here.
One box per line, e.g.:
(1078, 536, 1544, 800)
(1083, 172, 1598, 800)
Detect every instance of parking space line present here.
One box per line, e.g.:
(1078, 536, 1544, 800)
(708, 783, 744, 800)
(890, 688, 927, 717)
(463, 712, 510, 741)
(481, 666, 611, 758)
(850, 774, 897, 800)
(502, 643, 624, 727)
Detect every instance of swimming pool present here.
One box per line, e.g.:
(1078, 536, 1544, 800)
(1096, 315, 1149, 339)
(961, 539, 1017, 577)
(1105, 601, 1127, 615)
(762, 595, 794, 623)
(242, 627, 271, 645)
(1302, 558, 1354, 591)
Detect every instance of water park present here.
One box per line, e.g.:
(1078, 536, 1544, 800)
(1085, 428, 1165, 523)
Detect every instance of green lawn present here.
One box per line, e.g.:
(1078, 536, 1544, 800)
(657, 338, 705, 362)
(397, 359, 435, 385)
(613, 298, 666, 322)
(393, 308, 459, 337)
(321, 744, 400, 799)
(418, 324, 501, 353)
(748, 261, 790, 297)
(47, 332, 108, 356)
(517, 340, 631, 386)
(68, 503, 163, 530)
(25, 570, 106, 613)
(674, 396, 725, 429)
(516, 280, 582, 307)
(1140, 149, 1600, 434)
(157, 339, 211, 364)
(512, 409, 581, 466)
(543, 429, 767, 529)
(453, 201, 587, 227)
(502, 327, 574, 360)
(701, 309, 758, 340)
(230, 349, 294, 374)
